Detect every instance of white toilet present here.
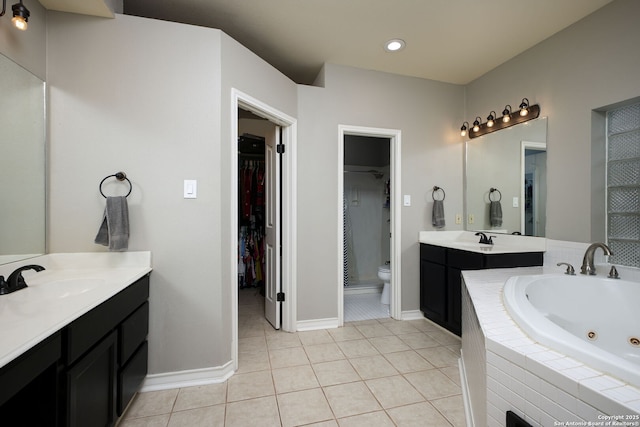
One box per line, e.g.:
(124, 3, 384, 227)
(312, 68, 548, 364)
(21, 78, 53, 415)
(377, 265, 391, 305)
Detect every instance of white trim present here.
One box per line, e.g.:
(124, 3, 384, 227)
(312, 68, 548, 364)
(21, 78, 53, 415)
(337, 125, 402, 326)
(459, 354, 476, 427)
(520, 141, 546, 235)
(140, 361, 235, 392)
(296, 317, 340, 331)
(230, 89, 297, 375)
(400, 310, 425, 320)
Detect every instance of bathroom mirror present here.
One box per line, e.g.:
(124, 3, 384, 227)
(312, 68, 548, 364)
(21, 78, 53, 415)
(0, 53, 46, 264)
(465, 117, 547, 236)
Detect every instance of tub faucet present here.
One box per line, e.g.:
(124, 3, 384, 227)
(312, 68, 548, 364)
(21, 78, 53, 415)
(580, 243, 612, 275)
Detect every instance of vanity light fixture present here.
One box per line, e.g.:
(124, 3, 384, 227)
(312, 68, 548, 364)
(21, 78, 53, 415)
(519, 98, 530, 116)
(486, 111, 496, 128)
(0, 0, 29, 31)
(460, 121, 469, 137)
(384, 39, 405, 52)
(502, 105, 512, 123)
(472, 117, 482, 133)
(460, 98, 540, 139)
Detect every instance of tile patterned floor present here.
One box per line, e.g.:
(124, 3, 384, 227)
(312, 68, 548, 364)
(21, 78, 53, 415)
(118, 289, 465, 426)
(344, 293, 390, 322)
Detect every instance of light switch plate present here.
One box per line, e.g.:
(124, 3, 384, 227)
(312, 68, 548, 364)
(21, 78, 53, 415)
(403, 194, 411, 206)
(184, 180, 197, 199)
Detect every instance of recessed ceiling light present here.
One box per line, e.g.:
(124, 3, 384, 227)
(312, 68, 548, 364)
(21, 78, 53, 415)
(384, 39, 405, 52)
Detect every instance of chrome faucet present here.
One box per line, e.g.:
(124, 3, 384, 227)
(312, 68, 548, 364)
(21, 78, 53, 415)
(580, 243, 612, 275)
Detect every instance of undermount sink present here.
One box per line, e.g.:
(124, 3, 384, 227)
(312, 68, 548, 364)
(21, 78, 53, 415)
(451, 241, 493, 250)
(29, 278, 105, 299)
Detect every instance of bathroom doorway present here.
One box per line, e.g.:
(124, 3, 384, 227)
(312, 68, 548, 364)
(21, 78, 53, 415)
(338, 125, 402, 325)
(521, 141, 547, 236)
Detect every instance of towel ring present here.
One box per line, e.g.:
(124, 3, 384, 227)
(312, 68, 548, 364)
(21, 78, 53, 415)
(99, 172, 132, 198)
(432, 186, 445, 201)
(489, 187, 502, 202)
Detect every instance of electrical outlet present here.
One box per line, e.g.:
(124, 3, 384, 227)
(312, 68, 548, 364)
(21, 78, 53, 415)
(468, 214, 474, 224)
(455, 214, 462, 224)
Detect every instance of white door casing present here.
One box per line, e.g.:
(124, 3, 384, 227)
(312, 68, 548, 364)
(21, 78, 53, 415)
(231, 88, 297, 372)
(338, 125, 402, 325)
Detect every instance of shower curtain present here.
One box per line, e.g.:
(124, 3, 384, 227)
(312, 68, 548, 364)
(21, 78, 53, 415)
(343, 197, 357, 286)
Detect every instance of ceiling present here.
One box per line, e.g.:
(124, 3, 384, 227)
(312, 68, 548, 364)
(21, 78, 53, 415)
(43, 0, 615, 86)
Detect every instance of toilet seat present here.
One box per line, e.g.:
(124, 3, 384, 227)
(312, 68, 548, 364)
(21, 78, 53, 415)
(378, 265, 390, 273)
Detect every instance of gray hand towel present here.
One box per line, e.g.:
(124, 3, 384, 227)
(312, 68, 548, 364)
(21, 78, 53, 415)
(489, 200, 503, 227)
(95, 196, 129, 251)
(432, 200, 445, 228)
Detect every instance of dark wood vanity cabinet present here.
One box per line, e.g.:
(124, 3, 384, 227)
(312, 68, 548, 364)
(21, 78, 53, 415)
(64, 274, 150, 426)
(0, 274, 150, 427)
(420, 244, 542, 336)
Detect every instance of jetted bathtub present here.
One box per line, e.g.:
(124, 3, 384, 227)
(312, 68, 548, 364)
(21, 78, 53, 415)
(503, 274, 640, 388)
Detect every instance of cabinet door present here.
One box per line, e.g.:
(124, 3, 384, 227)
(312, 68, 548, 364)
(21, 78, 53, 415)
(66, 331, 117, 427)
(447, 267, 462, 336)
(420, 259, 447, 324)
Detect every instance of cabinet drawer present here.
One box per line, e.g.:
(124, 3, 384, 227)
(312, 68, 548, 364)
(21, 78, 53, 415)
(447, 248, 484, 269)
(0, 331, 61, 406)
(484, 252, 543, 268)
(117, 341, 148, 416)
(65, 275, 150, 365)
(420, 244, 447, 264)
(119, 302, 149, 365)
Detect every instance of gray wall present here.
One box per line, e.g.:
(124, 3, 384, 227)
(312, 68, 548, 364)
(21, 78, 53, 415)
(46, 12, 298, 375)
(465, 0, 640, 243)
(47, 12, 224, 374)
(297, 64, 464, 319)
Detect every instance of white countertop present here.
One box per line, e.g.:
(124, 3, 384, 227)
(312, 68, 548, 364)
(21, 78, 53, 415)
(419, 230, 546, 254)
(0, 252, 152, 369)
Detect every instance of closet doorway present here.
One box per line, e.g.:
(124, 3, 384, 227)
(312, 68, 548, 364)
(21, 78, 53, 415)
(237, 117, 281, 329)
(338, 125, 402, 325)
(231, 89, 297, 372)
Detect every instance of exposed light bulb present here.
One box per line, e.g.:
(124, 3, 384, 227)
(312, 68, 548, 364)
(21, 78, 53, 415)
(460, 122, 468, 137)
(486, 111, 496, 127)
(472, 117, 481, 132)
(519, 98, 529, 116)
(502, 105, 512, 123)
(12, 16, 27, 30)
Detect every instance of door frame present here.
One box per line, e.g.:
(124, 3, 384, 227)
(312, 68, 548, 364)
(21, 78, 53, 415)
(231, 89, 297, 371)
(520, 140, 546, 235)
(338, 125, 402, 324)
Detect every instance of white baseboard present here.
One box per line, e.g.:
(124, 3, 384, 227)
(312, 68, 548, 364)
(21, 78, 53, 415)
(296, 317, 339, 331)
(140, 360, 235, 392)
(400, 310, 424, 320)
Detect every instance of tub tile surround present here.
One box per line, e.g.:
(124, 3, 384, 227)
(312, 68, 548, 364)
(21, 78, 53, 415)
(462, 238, 640, 426)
